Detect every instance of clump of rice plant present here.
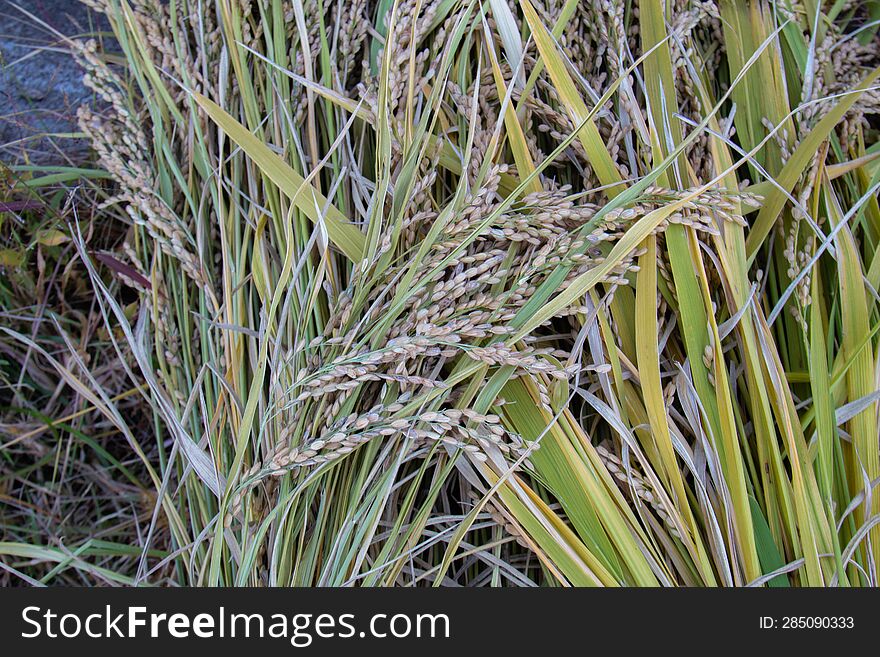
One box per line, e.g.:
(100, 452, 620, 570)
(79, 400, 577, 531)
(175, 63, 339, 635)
(2, 0, 880, 586)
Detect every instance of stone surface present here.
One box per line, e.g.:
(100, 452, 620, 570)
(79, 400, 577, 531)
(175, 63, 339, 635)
(0, 1, 107, 164)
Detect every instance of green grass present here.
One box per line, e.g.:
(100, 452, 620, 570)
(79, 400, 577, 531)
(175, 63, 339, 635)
(2, 0, 880, 587)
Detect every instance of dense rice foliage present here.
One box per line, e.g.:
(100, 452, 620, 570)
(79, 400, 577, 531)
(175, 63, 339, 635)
(2, 0, 880, 586)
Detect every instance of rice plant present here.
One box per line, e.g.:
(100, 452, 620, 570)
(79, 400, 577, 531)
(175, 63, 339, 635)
(2, 0, 880, 587)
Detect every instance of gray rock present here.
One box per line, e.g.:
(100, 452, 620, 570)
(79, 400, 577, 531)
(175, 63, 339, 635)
(0, 0, 108, 165)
